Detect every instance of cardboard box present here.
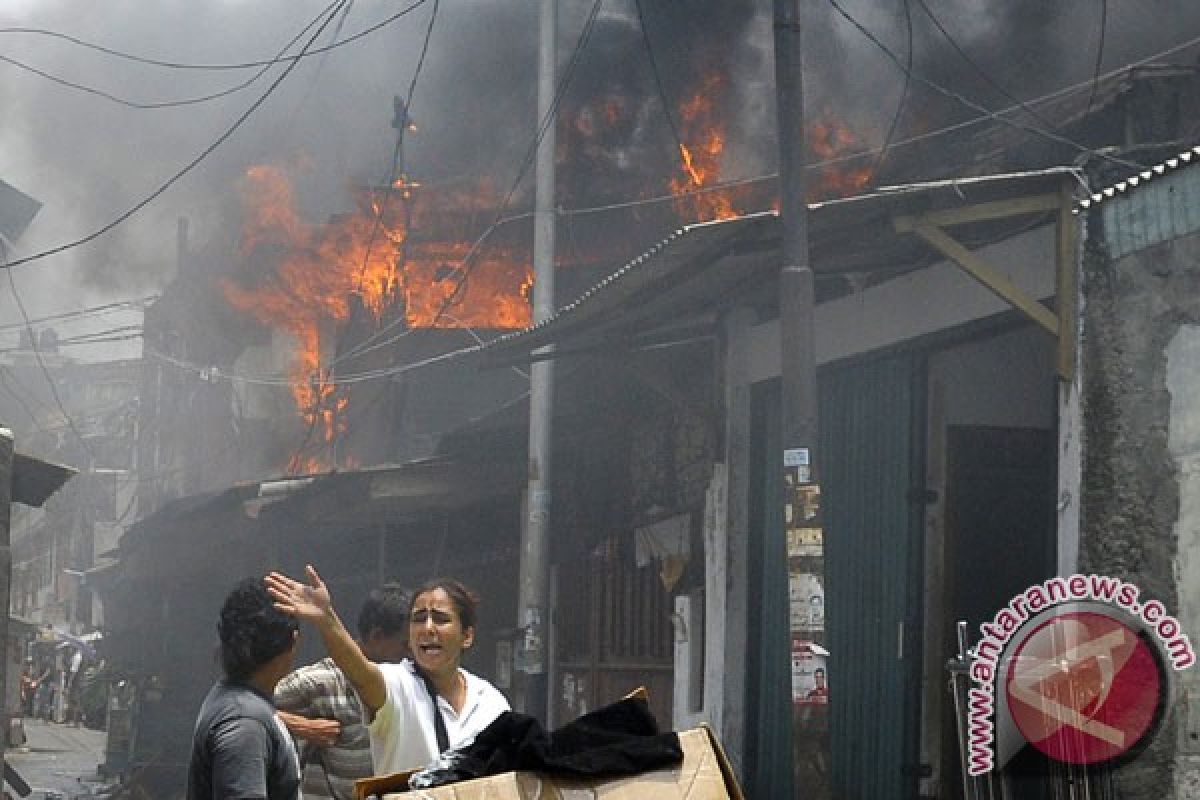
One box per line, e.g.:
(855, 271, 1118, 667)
(357, 726, 744, 800)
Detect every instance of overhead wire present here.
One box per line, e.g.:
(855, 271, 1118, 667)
(275, 0, 359, 128)
(333, 0, 605, 367)
(296, 0, 438, 468)
(0, 1, 365, 110)
(349, 0, 440, 300)
(870, 0, 913, 184)
(425, 0, 606, 331)
(0, 0, 429, 72)
(354, 0, 1168, 365)
(0, 0, 355, 271)
(0, 296, 154, 334)
(826, 0, 1147, 172)
(1085, 0, 1109, 115)
(910, 0, 1078, 142)
(105, 17, 1200, 392)
(144, 339, 484, 387)
(1, 240, 96, 463)
(632, 0, 688, 163)
(256, 0, 361, 476)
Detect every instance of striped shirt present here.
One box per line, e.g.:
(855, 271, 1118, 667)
(274, 658, 372, 800)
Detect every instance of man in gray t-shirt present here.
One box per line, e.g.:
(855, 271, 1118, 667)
(188, 579, 301, 800)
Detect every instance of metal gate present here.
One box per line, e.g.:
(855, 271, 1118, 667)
(819, 353, 925, 799)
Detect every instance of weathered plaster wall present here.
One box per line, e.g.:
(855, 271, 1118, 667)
(1166, 319, 1200, 800)
(1081, 222, 1200, 798)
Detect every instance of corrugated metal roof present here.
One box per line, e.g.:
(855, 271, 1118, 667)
(1077, 144, 1200, 212)
(483, 168, 1080, 363)
(119, 456, 524, 552)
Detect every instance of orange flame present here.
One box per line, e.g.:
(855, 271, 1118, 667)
(808, 112, 874, 200)
(222, 163, 532, 473)
(669, 73, 740, 222)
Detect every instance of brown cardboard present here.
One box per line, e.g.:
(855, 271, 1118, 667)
(357, 726, 743, 800)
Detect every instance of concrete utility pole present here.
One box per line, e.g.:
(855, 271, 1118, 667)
(515, 0, 557, 720)
(0, 429, 12, 765)
(773, 1, 830, 797)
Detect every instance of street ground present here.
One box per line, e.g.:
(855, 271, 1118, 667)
(4, 718, 111, 799)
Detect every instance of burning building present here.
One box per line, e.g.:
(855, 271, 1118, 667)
(102, 0, 1200, 795)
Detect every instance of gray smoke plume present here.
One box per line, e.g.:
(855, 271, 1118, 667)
(1, 0, 1198, 359)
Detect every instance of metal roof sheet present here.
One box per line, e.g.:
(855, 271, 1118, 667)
(1077, 144, 1200, 211)
(483, 168, 1080, 362)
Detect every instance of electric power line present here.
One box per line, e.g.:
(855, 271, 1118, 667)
(0, 1, 431, 111)
(334, 0, 605, 366)
(632, 0, 688, 163)
(1085, 0, 1109, 115)
(114, 24, 1200, 390)
(348, 0, 440, 304)
(0, 0, 354, 272)
(909, 0, 1077, 145)
(1, 241, 96, 464)
(826, 0, 1146, 173)
(0, 0, 429, 72)
(870, 0, 913, 184)
(298, 0, 438, 466)
(0, 296, 153, 334)
(425, 0, 606, 331)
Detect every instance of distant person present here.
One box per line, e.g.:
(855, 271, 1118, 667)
(267, 566, 510, 777)
(19, 659, 36, 717)
(187, 579, 301, 800)
(32, 659, 54, 721)
(65, 646, 84, 727)
(275, 584, 410, 800)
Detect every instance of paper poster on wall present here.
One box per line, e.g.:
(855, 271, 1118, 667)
(791, 638, 829, 706)
(789, 572, 825, 633)
(787, 527, 823, 558)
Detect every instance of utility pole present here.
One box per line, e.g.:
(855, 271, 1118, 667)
(0, 429, 12, 766)
(773, 1, 830, 798)
(515, 0, 557, 720)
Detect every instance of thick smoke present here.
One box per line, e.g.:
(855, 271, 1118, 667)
(804, 0, 1200, 178)
(1, 0, 1199, 353)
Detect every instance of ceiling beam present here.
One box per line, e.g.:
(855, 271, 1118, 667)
(893, 192, 1061, 232)
(907, 221, 1059, 336)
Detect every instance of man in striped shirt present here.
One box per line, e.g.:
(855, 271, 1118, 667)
(276, 584, 409, 800)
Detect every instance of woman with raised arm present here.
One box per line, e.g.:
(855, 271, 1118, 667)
(266, 566, 510, 777)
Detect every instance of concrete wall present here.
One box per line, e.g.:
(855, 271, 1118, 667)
(919, 325, 1056, 795)
(740, 224, 1057, 384)
(714, 222, 1059, 787)
(1081, 215, 1200, 798)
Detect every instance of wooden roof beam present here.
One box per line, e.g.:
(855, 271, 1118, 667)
(892, 192, 1061, 232)
(894, 185, 1077, 379)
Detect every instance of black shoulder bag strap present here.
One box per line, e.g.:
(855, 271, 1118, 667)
(417, 670, 451, 754)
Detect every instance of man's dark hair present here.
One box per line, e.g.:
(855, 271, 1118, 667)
(218, 578, 298, 681)
(357, 583, 410, 640)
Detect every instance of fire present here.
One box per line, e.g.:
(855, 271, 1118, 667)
(401, 241, 534, 329)
(669, 72, 740, 222)
(808, 112, 874, 200)
(664, 71, 874, 215)
(223, 163, 532, 473)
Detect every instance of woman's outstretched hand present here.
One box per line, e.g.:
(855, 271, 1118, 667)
(266, 565, 332, 622)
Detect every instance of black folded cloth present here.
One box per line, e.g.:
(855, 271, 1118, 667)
(409, 695, 683, 789)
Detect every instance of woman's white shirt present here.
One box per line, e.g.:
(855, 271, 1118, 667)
(367, 659, 510, 777)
